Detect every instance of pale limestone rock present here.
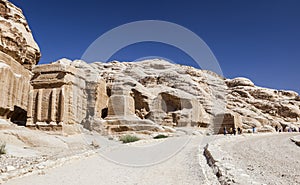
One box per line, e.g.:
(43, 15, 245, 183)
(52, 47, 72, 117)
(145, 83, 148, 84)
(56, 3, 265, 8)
(102, 83, 164, 134)
(249, 88, 277, 100)
(276, 103, 300, 119)
(225, 77, 254, 87)
(278, 90, 298, 98)
(254, 116, 269, 126)
(69, 59, 109, 132)
(226, 76, 300, 132)
(0, 0, 40, 70)
(85, 59, 224, 134)
(2, 54, 300, 135)
(86, 78, 108, 119)
(241, 117, 262, 129)
(257, 125, 275, 133)
(5, 165, 15, 172)
(77, 59, 300, 134)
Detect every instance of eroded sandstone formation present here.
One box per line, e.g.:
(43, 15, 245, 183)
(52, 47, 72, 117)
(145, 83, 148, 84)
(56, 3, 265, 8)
(226, 77, 300, 132)
(0, 0, 40, 70)
(0, 0, 299, 135)
(0, 0, 39, 126)
(85, 60, 222, 135)
(0, 51, 31, 125)
(74, 59, 299, 134)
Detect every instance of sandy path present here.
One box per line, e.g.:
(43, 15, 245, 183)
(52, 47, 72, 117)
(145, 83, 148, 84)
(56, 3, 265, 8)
(221, 133, 300, 185)
(3, 136, 218, 185)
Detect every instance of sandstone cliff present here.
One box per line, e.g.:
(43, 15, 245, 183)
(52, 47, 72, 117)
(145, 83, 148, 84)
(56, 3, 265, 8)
(0, 51, 31, 124)
(40, 58, 298, 135)
(0, 0, 40, 70)
(83, 59, 300, 134)
(0, 0, 39, 126)
(0, 0, 299, 135)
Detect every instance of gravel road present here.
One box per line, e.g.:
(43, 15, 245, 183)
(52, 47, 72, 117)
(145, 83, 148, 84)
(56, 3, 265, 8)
(220, 133, 300, 185)
(3, 136, 219, 185)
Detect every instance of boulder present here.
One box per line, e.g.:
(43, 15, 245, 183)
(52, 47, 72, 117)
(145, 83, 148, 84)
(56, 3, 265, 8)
(241, 117, 261, 129)
(249, 88, 277, 100)
(257, 125, 275, 133)
(225, 77, 254, 87)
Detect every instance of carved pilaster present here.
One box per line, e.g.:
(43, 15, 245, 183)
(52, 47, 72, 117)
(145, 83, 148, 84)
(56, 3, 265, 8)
(37, 89, 43, 121)
(59, 88, 65, 124)
(26, 90, 34, 126)
(49, 88, 57, 125)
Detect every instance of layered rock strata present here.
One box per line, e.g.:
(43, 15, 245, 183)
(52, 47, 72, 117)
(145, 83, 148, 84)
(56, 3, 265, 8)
(0, 0, 40, 70)
(0, 51, 31, 125)
(1, 0, 300, 135)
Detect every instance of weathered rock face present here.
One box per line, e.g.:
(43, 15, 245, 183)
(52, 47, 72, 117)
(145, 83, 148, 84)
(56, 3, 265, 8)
(2, 54, 300, 134)
(225, 77, 254, 88)
(25, 58, 295, 135)
(74, 59, 299, 134)
(0, 0, 40, 70)
(227, 77, 300, 132)
(1, 0, 299, 135)
(0, 0, 40, 129)
(82, 59, 226, 134)
(0, 51, 31, 125)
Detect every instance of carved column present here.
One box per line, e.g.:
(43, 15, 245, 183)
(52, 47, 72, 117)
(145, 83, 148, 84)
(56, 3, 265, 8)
(50, 88, 57, 125)
(37, 89, 43, 122)
(17, 78, 23, 106)
(58, 88, 65, 125)
(26, 90, 34, 126)
(7, 73, 14, 109)
(13, 76, 19, 106)
(0, 69, 8, 108)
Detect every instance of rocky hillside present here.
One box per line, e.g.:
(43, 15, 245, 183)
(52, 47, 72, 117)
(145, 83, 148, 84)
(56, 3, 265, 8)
(63, 58, 300, 134)
(226, 77, 300, 132)
(0, 0, 299, 135)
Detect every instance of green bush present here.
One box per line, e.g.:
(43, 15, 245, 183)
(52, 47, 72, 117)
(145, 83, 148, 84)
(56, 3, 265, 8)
(120, 135, 140, 143)
(153, 134, 168, 139)
(0, 143, 6, 155)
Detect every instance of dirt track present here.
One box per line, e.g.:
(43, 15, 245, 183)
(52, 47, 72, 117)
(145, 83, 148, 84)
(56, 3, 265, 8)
(221, 133, 300, 185)
(3, 136, 219, 185)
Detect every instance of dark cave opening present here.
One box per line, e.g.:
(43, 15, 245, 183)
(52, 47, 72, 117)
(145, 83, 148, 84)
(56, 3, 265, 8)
(10, 106, 27, 126)
(101, 108, 108, 119)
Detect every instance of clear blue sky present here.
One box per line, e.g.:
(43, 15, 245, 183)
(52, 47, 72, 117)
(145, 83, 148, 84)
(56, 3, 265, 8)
(10, 0, 300, 93)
